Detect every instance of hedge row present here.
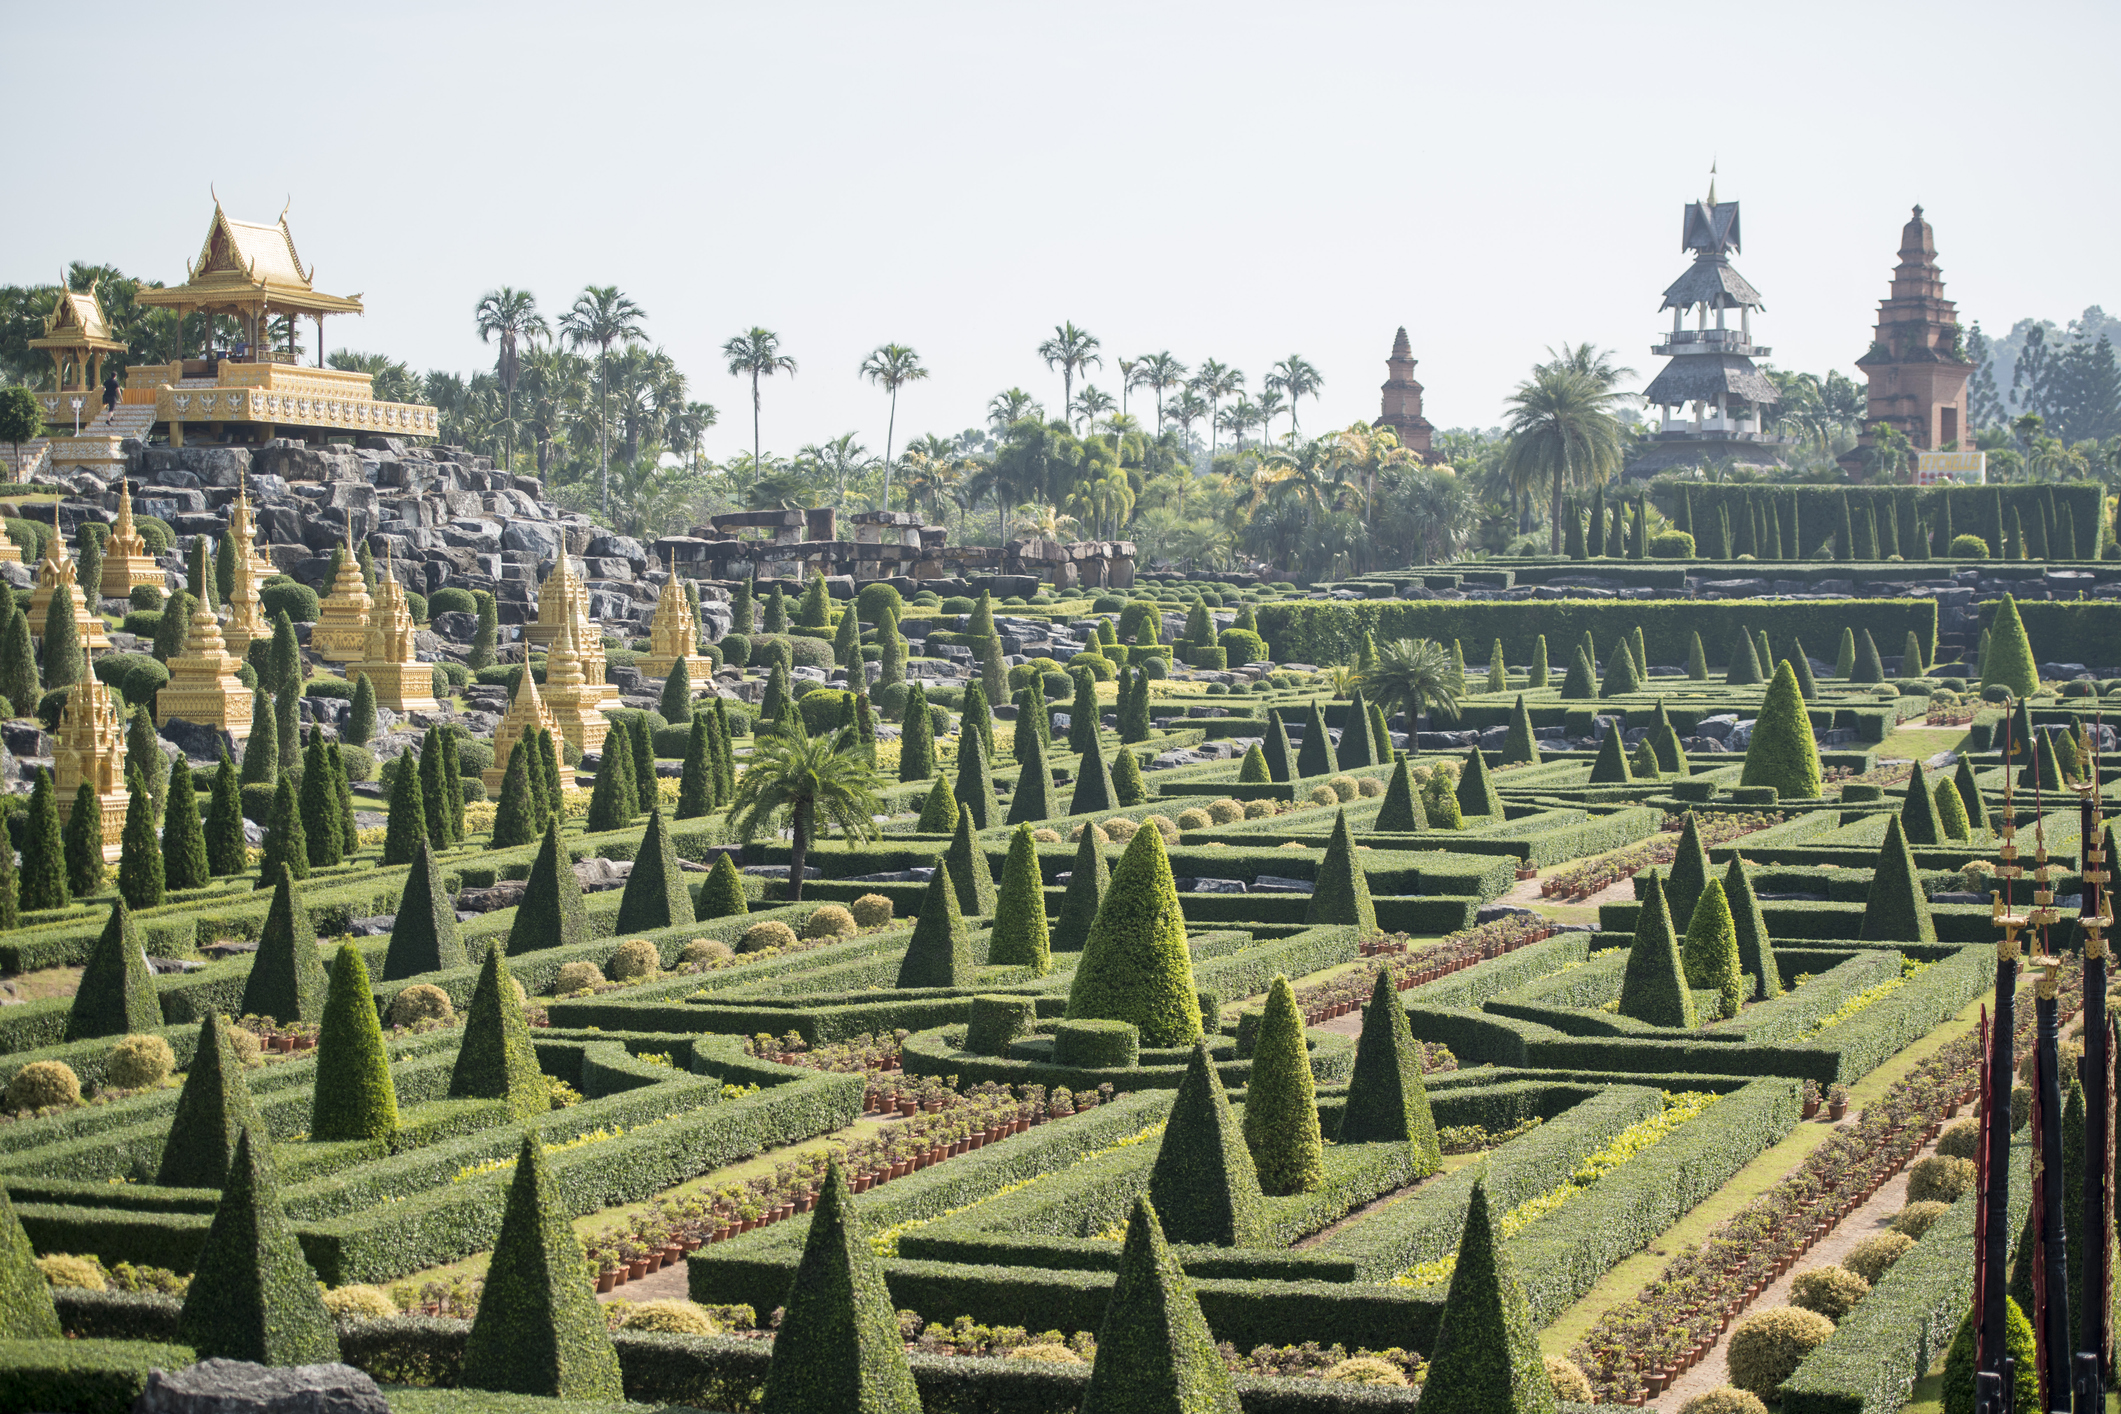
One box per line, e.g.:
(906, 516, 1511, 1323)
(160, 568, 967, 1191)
(1655, 481, 2106, 564)
(898, 1023, 1357, 1093)
(0, 1338, 197, 1414)
(1252, 600, 1941, 670)
(1598, 898, 1998, 945)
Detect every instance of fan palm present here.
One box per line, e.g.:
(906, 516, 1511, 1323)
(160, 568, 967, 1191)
(723, 327, 799, 492)
(474, 287, 548, 474)
(727, 725, 882, 903)
(859, 343, 928, 509)
(1364, 638, 1464, 723)
(1265, 354, 1324, 438)
(1499, 364, 1629, 553)
(558, 286, 648, 517)
(1037, 323, 1102, 432)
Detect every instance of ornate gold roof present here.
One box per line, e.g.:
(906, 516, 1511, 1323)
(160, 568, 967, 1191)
(30, 285, 123, 352)
(137, 199, 364, 317)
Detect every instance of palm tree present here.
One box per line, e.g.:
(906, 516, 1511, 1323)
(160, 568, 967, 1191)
(1163, 389, 1208, 450)
(1037, 322, 1102, 432)
(1190, 360, 1244, 456)
(727, 724, 882, 903)
(723, 328, 799, 493)
(474, 288, 548, 475)
(1134, 352, 1188, 431)
(859, 343, 928, 511)
(797, 433, 874, 504)
(668, 400, 719, 472)
(988, 388, 1042, 430)
(1070, 384, 1115, 431)
(1117, 358, 1140, 418)
(1216, 395, 1261, 453)
(1265, 355, 1324, 439)
(1363, 638, 1464, 724)
(1499, 364, 1629, 553)
(1254, 388, 1287, 447)
(557, 286, 647, 517)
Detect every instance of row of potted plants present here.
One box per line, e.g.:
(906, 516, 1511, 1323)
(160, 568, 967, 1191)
(741, 1030, 909, 1076)
(1567, 965, 2082, 1404)
(1285, 916, 1557, 1027)
(1543, 813, 1782, 902)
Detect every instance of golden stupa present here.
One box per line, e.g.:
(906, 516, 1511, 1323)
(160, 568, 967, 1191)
(53, 666, 128, 860)
(221, 476, 274, 661)
(29, 532, 113, 652)
(541, 615, 612, 755)
(483, 646, 562, 794)
(311, 516, 373, 663)
(0, 520, 25, 566)
(156, 589, 252, 740)
(356, 550, 439, 714)
(525, 554, 617, 706)
(637, 557, 711, 683)
(99, 481, 165, 599)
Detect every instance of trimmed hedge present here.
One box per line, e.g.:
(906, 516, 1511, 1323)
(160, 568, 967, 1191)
(0, 1338, 197, 1414)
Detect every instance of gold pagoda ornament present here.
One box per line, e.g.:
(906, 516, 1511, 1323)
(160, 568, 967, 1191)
(156, 591, 253, 740)
(638, 557, 710, 683)
(524, 553, 588, 650)
(221, 476, 274, 661)
(0, 519, 26, 566)
(99, 481, 165, 599)
(540, 615, 612, 755)
(53, 665, 128, 861)
(312, 517, 374, 663)
(355, 550, 439, 714)
(29, 532, 112, 652)
(483, 646, 563, 794)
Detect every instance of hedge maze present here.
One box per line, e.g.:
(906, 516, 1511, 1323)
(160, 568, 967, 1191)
(0, 572, 2114, 1414)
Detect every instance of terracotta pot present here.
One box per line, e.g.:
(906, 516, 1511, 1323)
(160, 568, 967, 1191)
(645, 1252, 663, 1273)
(1802, 1100, 1820, 1119)
(596, 1271, 616, 1293)
(1828, 1101, 1847, 1121)
(1945, 1101, 1960, 1119)
(1014, 1118, 1028, 1134)
(795, 1194, 813, 1214)
(628, 1259, 648, 1280)
(1646, 1374, 1666, 1396)
(852, 1176, 871, 1194)
(899, 1100, 918, 1116)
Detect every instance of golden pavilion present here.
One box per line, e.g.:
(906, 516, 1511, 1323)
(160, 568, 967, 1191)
(54, 668, 128, 860)
(27, 284, 126, 408)
(484, 650, 562, 795)
(156, 594, 251, 741)
(637, 558, 711, 684)
(100, 482, 166, 599)
(357, 552, 438, 714)
(30, 535, 113, 651)
(312, 518, 374, 663)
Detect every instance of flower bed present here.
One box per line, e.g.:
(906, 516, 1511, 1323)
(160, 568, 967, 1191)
(1544, 813, 1783, 901)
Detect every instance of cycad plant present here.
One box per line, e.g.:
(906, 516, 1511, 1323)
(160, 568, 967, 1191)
(1362, 637, 1464, 727)
(727, 726, 883, 904)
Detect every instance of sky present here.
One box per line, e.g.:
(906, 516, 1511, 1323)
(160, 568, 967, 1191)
(11, 0, 2115, 464)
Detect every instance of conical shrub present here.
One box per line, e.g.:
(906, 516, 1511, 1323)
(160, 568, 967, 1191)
(1005, 724, 1057, 824)
(1066, 821, 1199, 1046)
(1954, 756, 1987, 832)
(507, 820, 587, 955)
(18, 769, 66, 911)
(943, 811, 995, 917)
(1111, 746, 1148, 807)
(698, 852, 748, 919)
(1662, 813, 1710, 929)
(951, 715, 996, 828)
(1862, 815, 1937, 943)
(1599, 639, 1641, 698)
(177, 1126, 338, 1365)
(1587, 724, 1633, 784)
(1418, 1180, 1552, 1414)
(63, 781, 105, 899)
(0, 1182, 59, 1339)
(1503, 695, 1539, 765)
(451, 947, 549, 1119)
(1616, 873, 1697, 1028)
(1900, 760, 1943, 844)
(490, 739, 539, 849)
(758, 1158, 921, 1414)
(1936, 775, 1971, 840)
(206, 753, 245, 879)
(1681, 877, 1744, 1019)
(1297, 699, 1338, 777)
(898, 682, 935, 781)
(1338, 968, 1442, 1166)
(677, 714, 715, 818)
(989, 825, 1051, 975)
(384, 836, 463, 981)
(897, 864, 972, 988)
(255, 769, 309, 889)
(1374, 756, 1428, 832)
(310, 942, 399, 1141)
(1244, 976, 1322, 1196)
(1740, 661, 1822, 799)
(1652, 701, 1687, 775)
(241, 865, 328, 1024)
(65, 899, 160, 1041)
(1147, 1042, 1269, 1247)
(1727, 627, 1763, 685)
(1687, 631, 1709, 680)
(1560, 645, 1597, 699)
(461, 1132, 624, 1399)
(1982, 594, 2038, 697)
(1456, 746, 1503, 816)
(1723, 856, 1780, 1001)
(1339, 688, 1379, 768)
(158, 1013, 264, 1187)
(1307, 809, 1376, 932)
(1782, 641, 1819, 702)
(1850, 629, 1885, 685)
(1068, 669, 1099, 754)
(584, 722, 637, 831)
(1052, 823, 1109, 952)
(382, 746, 427, 865)
(617, 807, 694, 932)
(1070, 726, 1117, 815)
(915, 774, 959, 834)
(1262, 710, 1296, 781)
(162, 757, 209, 893)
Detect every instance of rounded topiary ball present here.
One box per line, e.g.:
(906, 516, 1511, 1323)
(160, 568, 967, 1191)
(1727, 1307, 1836, 1398)
(6, 1060, 82, 1113)
(1891, 1200, 1950, 1240)
(1546, 1356, 1594, 1403)
(322, 1284, 399, 1319)
(1308, 784, 1340, 806)
(35, 1253, 106, 1290)
(1327, 775, 1361, 802)
(1070, 822, 1111, 845)
(740, 920, 798, 954)
(679, 938, 734, 966)
(388, 984, 456, 1028)
(1174, 807, 1212, 831)
(1677, 1390, 1768, 1414)
(1243, 799, 1276, 819)
(803, 905, 857, 940)
(849, 894, 895, 929)
(1007, 1344, 1084, 1364)
(555, 960, 604, 994)
(105, 1034, 177, 1090)
(1845, 1232, 1915, 1284)
(1100, 818, 1139, 843)
(1789, 1264, 1869, 1322)
(1031, 828, 1062, 843)
(1934, 1118, 1978, 1161)
(1907, 1154, 1976, 1205)
(1356, 776, 1385, 798)
(621, 1299, 719, 1335)
(607, 939, 661, 981)
(1141, 814, 1180, 844)
(1205, 798, 1245, 825)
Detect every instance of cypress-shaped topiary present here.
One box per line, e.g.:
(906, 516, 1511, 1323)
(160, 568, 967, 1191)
(763, 585, 788, 635)
(242, 865, 329, 1023)
(460, 1131, 623, 1399)
(989, 824, 1052, 974)
(1004, 722, 1058, 825)
(385, 836, 464, 980)
(1148, 1041, 1269, 1247)
(1297, 698, 1338, 777)
(1616, 873, 1697, 1028)
(158, 1013, 263, 1187)
(206, 752, 246, 878)
(898, 681, 935, 780)
(1687, 631, 1709, 680)
(177, 1126, 338, 1366)
(418, 725, 456, 850)
(1501, 694, 1540, 765)
(1307, 808, 1377, 933)
(1067, 668, 1100, 754)
(1053, 822, 1109, 952)
(1954, 756, 1986, 831)
(257, 769, 307, 887)
(1418, 1179, 1554, 1414)
(1111, 744, 1149, 807)
(1903, 630, 1927, 675)
(658, 655, 693, 725)
(1244, 975, 1322, 1196)
(952, 715, 996, 828)
(624, 713, 654, 812)
(1485, 639, 1508, 694)
(39, 580, 80, 690)
(298, 729, 341, 868)
(1374, 756, 1429, 831)
(942, 810, 996, 916)
(1850, 628, 1885, 684)
(1650, 700, 1687, 775)
(344, 671, 377, 747)
(63, 781, 105, 899)
(1900, 760, 1943, 844)
(18, 769, 65, 911)
(758, 1157, 921, 1414)
(1681, 877, 1744, 1020)
(1599, 638, 1641, 698)
(1338, 967, 1442, 1164)
(1723, 855, 1780, 1001)
(1780, 639, 1819, 701)
(1070, 723, 1117, 815)
(239, 689, 276, 785)
(897, 863, 971, 988)
(584, 722, 637, 831)
(1587, 723, 1633, 784)
(961, 678, 994, 761)
(537, 728, 566, 821)
(1981, 593, 2038, 698)
(1861, 814, 1937, 943)
(1078, 1195, 1241, 1414)
(161, 756, 209, 892)
(1559, 643, 1597, 699)
(490, 739, 539, 849)
(0, 603, 38, 713)
(125, 705, 169, 810)
(0, 822, 14, 931)
(1727, 626, 1764, 685)
(311, 942, 399, 1141)
(1935, 774, 1972, 840)
(915, 774, 959, 834)
(509, 820, 588, 954)
(451, 946, 550, 1118)
(1237, 742, 1270, 783)
(1261, 709, 1296, 781)
(677, 714, 714, 818)
(1662, 812, 1710, 929)
(1339, 687, 1379, 767)
(1121, 665, 1152, 742)
(382, 744, 428, 865)
(1066, 821, 1199, 1046)
(698, 851, 748, 919)
(1456, 745, 1503, 817)
(617, 806, 694, 932)
(65, 899, 160, 1042)
(115, 764, 165, 909)
(1740, 660, 1822, 799)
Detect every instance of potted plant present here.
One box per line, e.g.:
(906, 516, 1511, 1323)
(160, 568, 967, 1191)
(1801, 1079, 1821, 1119)
(1827, 1084, 1849, 1121)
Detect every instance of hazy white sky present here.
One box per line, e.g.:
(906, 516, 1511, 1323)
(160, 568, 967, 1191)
(13, 1, 2113, 462)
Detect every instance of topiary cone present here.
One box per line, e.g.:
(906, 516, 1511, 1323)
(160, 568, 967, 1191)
(952, 714, 996, 828)
(1723, 855, 1781, 1001)
(1066, 819, 1199, 1047)
(1861, 814, 1937, 944)
(942, 811, 996, 917)
(617, 806, 695, 933)
(1727, 627, 1764, 686)
(1502, 694, 1539, 766)
(1662, 812, 1710, 930)
(1981, 594, 2038, 698)
(1069, 724, 1117, 815)
(310, 942, 400, 1142)
(1243, 976, 1322, 1196)
(1052, 822, 1109, 952)
(897, 863, 972, 988)
(159, 1012, 264, 1188)
(1420, 1179, 1557, 1414)
(1599, 638, 1641, 698)
(1296, 699, 1338, 778)
(450, 947, 550, 1119)
(1560, 644, 1597, 700)
(177, 1126, 339, 1366)
(1681, 876, 1744, 1019)
(1587, 723, 1633, 785)
(698, 851, 748, 920)
(1900, 759, 1944, 845)
(1306, 809, 1377, 933)
(1261, 709, 1296, 781)
(1005, 724, 1057, 825)
(1147, 1041, 1269, 1247)
(1338, 968, 1441, 1165)
(1374, 756, 1428, 832)
(241, 865, 329, 1025)
(65, 898, 160, 1041)
(988, 825, 1051, 975)
(1740, 660, 1822, 800)
(1616, 873, 1697, 1028)
(507, 820, 587, 955)
(1456, 745, 1504, 817)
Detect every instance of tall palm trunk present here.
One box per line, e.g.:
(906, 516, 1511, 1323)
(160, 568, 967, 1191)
(1549, 442, 1574, 554)
(751, 372, 763, 489)
(883, 391, 898, 511)
(597, 346, 612, 517)
(787, 795, 811, 903)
